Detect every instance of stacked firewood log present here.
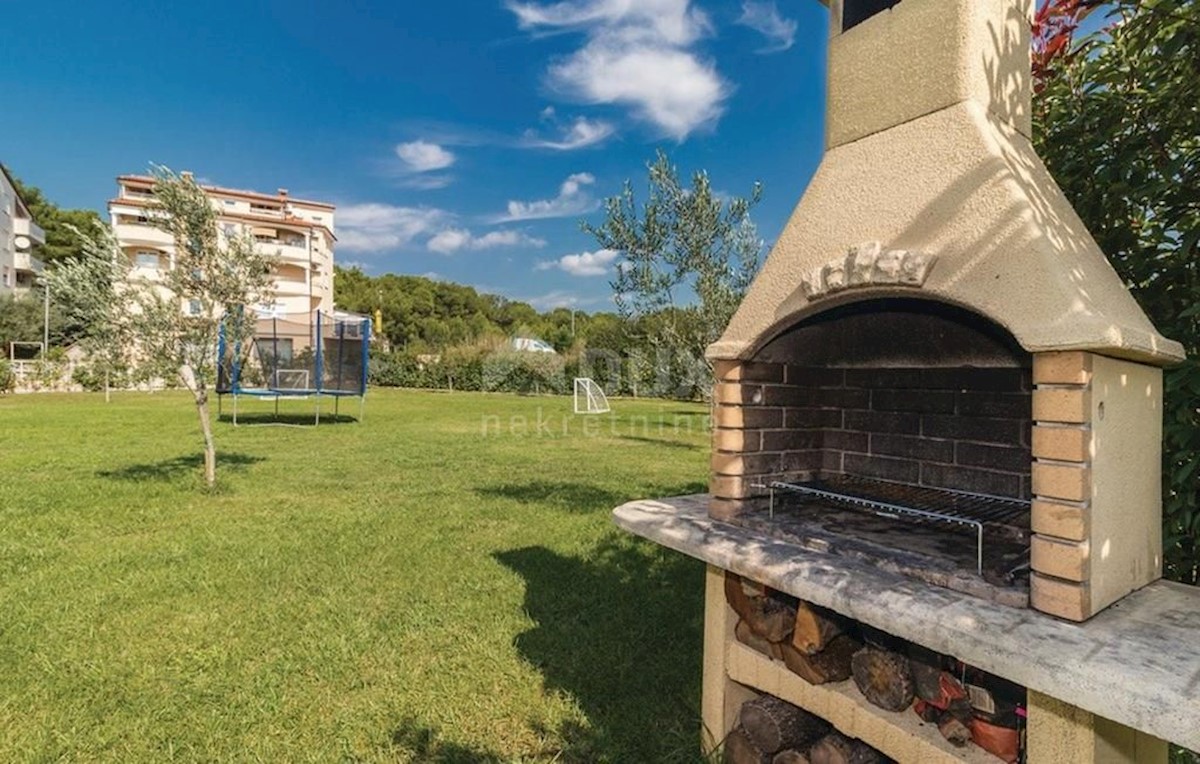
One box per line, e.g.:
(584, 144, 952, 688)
(724, 693, 890, 764)
(725, 573, 863, 685)
(726, 572, 1024, 763)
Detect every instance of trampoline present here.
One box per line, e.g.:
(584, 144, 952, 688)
(217, 309, 370, 425)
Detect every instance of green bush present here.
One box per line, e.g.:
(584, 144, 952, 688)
(0, 358, 14, 394)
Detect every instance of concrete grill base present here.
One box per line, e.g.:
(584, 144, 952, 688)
(613, 495, 1199, 759)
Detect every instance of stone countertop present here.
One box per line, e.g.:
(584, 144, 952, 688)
(613, 495, 1200, 750)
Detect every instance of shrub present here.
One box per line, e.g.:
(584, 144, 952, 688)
(0, 358, 14, 394)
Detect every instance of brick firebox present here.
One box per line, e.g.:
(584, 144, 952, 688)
(710, 361, 1033, 521)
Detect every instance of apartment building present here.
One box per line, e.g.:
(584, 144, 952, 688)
(0, 164, 46, 298)
(108, 173, 336, 316)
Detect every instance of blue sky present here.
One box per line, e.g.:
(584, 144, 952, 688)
(1, 0, 830, 311)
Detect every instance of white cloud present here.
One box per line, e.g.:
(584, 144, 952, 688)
(525, 116, 616, 150)
(395, 140, 456, 171)
(507, 0, 728, 139)
(507, 0, 711, 45)
(337, 203, 451, 252)
(536, 248, 620, 276)
(427, 228, 547, 255)
(736, 1, 797, 53)
(493, 172, 598, 222)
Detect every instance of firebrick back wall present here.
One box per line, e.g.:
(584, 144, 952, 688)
(711, 361, 1032, 520)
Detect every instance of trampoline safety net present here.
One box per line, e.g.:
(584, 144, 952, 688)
(218, 310, 371, 398)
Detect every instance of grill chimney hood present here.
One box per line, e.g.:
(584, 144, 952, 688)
(709, 0, 1183, 366)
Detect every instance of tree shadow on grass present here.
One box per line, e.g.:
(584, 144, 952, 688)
(619, 434, 705, 451)
(388, 716, 504, 763)
(97, 452, 265, 481)
(475, 480, 629, 513)
(494, 535, 708, 763)
(475, 479, 708, 514)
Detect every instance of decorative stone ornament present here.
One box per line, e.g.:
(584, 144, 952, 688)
(800, 242, 937, 299)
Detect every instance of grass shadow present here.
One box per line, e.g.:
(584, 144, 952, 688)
(97, 452, 265, 481)
(475, 480, 629, 513)
(494, 536, 707, 763)
(388, 716, 503, 763)
(619, 434, 705, 451)
(216, 413, 358, 426)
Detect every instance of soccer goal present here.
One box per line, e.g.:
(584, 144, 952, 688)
(574, 377, 611, 414)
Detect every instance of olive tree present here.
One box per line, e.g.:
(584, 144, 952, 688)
(56, 167, 275, 487)
(134, 167, 275, 487)
(583, 150, 763, 398)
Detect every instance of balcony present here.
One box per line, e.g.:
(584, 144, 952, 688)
(256, 240, 311, 264)
(13, 250, 44, 275)
(114, 222, 174, 248)
(13, 216, 46, 246)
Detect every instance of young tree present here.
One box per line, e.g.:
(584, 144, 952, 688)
(1033, 0, 1200, 585)
(45, 222, 134, 402)
(583, 150, 763, 398)
(126, 167, 276, 487)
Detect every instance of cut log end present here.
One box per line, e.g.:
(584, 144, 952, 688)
(779, 634, 861, 685)
(851, 647, 915, 713)
(736, 619, 776, 657)
(724, 727, 771, 764)
(772, 750, 811, 764)
(808, 733, 886, 764)
(739, 695, 830, 754)
(792, 600, 847, 655)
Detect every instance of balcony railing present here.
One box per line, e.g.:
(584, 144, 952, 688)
(114, 222, 175, 247)
(12, 250, 44, 274)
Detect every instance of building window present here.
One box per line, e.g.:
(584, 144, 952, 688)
(843, 0, 902, 31)
(134, 251, 160, 268)
(187, 299, 203, 316)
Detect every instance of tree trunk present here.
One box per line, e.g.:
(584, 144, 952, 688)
(739, 695, 830, 754)
(778, 634, 860, 685)
(197, 390, 216, 488)
(180, 365, 217, 488)
(792, 601, 848, 655)
(104, 368, 111, 403)
(851, 647, 915, 712)
(724, 727, 771, 764)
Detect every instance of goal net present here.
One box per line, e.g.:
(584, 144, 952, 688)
(573, 377, 611, 414)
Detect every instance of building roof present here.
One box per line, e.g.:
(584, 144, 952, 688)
(116, 174, 336, 211)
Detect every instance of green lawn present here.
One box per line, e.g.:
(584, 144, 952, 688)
(0, 389, 712, 762)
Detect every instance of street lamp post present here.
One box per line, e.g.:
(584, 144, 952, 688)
(40, 276, 49, 355)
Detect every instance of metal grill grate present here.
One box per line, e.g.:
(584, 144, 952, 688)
(762, 475, 1030, 575)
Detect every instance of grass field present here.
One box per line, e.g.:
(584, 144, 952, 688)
(0, 389, 712, 762)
